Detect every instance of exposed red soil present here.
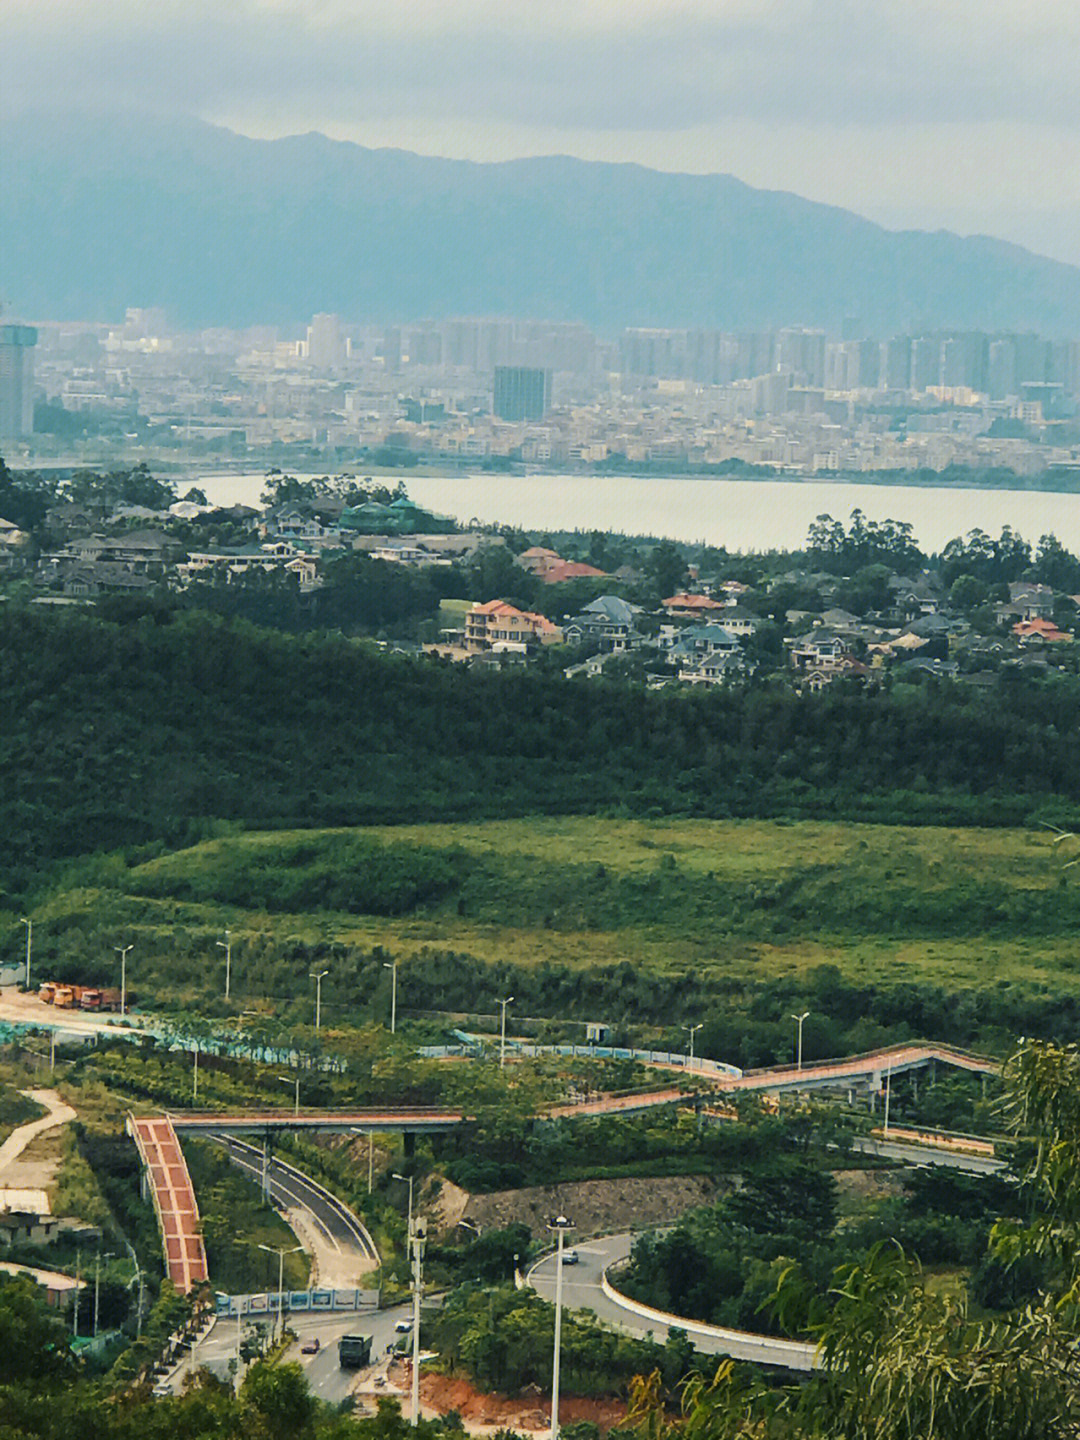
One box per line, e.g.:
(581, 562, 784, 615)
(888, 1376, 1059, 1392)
(393, 1362, 631, 1435)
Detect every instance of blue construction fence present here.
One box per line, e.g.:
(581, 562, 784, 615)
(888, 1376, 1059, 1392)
(215, 1287, 379, 1318)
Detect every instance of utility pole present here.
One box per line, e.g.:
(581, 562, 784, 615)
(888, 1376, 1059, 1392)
(368, 1133, 374, 1195)
(217, 930, 232, 1001)
(498, 995, 514, 1069)
(193, 1048, 199, 1102)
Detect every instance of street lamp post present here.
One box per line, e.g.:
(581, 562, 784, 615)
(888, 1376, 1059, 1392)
(408, 1219, 426, 1427)
(216, 930, 232, 1001)
(547, 1215, 574, 1440)
(280, 1075, 301, 1116)
(256, 1242, 302, 1344)
(93, 1250, 114, 1337)
(384, 960, 397, 1033)
(498, 995, 514, 1069)
(682, 1022, 702, 1073)
(392, 1171, 415, 1239)
(19, 917, 32, 992)
(791, 1011, 810, 1073)
(310, 969, 328, 1031)
(883, 1064, 892, 1137)
(114, 945, 133, 1017)
(192, 1048, 199, 1102)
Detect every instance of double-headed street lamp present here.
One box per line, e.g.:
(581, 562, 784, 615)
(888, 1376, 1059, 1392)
(216, 930, 232, 1001)
(256, 1242, 303, 1343)
(683, 1022, 702, 1073)
(310, 969, 328, 1031)
(547, 1215, 575, 1440)
(498, 995, 514, 1069)
(114, 945, 133, 1017)
(791, 1011, 810, 1073)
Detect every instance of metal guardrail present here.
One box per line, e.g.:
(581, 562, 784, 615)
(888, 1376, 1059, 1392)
(600, 1262, 818, 1372)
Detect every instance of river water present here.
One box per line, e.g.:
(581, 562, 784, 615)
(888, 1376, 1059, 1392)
(195, 470, 1080, 554)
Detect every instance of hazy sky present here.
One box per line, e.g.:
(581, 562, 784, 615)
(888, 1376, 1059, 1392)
(8, 0, 1080, 263)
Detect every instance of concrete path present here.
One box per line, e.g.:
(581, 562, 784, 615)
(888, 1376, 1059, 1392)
(0, 1089, 76, 1175)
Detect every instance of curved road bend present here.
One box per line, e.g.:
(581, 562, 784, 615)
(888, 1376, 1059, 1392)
(527, 1234, 816, 1372)
(212, 1134, 378, 1278)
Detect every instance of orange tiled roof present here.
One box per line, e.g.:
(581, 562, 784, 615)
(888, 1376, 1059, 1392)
(663, 593, 724, 610)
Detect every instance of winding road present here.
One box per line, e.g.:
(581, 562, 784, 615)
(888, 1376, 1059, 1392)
(527, 1235, 817, 1372)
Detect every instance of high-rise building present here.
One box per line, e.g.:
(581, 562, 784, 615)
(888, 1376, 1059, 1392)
(0, 324, 37, 440)
(493, 366, 550, 421)
(306, 313, 347, 369)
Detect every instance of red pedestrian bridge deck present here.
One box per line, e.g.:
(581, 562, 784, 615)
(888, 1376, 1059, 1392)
(127, 1115, 209, 1295)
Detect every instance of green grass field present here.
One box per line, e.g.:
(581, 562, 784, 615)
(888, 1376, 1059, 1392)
(22, 816, 1080, 1009)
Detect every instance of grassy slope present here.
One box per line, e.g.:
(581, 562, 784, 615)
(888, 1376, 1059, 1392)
(26, 815, 1080, 1001)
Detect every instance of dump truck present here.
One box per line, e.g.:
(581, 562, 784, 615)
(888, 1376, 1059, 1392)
(51, 985, 77, 1009)
(338, 1333, 372, 1369)
(38, 983, 57, 1005)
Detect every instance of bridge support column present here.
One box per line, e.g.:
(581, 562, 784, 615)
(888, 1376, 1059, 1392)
(403, 1132, 416, 1159)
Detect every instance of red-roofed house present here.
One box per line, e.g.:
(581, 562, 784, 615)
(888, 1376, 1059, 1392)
(538, 560, 608, 585)
(516, 547, 564, 575)
(1013, 617, 1073, 644)
(662, 593, 725, 617)
(465, 599, 563, 652)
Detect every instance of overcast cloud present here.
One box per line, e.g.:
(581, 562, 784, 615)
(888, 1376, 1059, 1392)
(6, 0, 1080, 262)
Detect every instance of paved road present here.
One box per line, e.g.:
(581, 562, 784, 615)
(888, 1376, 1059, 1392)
(175, 1302, 414, 1407)
(213, 1134, 378, 1282)
(527, 1234, 817, 1371)
(852, 1135, 1007, 1174)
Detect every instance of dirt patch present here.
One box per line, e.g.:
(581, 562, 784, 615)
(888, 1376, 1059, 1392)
(834, 1168, 907, 1207)
(457, 1174, 721, 1241)
(408, 1365, 630, 1435)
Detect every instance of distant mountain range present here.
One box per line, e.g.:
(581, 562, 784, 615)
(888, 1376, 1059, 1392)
(5, 109, 1080, 337)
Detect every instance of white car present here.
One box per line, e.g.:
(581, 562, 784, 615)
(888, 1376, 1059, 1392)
(394, 1319, 413, 1333)
(562, 1250, 579, 1265)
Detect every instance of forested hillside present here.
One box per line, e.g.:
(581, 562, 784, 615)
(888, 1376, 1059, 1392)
(4, 604, 1080, 898)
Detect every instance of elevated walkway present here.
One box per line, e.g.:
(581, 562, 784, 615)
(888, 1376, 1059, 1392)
(127, 1115, 209, 1293)
(723, 1041, 998, 1096)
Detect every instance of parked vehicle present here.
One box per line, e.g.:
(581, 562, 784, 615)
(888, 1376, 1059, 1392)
(51, 985, 76, 1009)
(300, 1337, 320, 1355)
(38, 983, 57, 1005)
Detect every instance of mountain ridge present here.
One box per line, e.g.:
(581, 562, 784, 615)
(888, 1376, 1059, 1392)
(4, 108, 1080, 336)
